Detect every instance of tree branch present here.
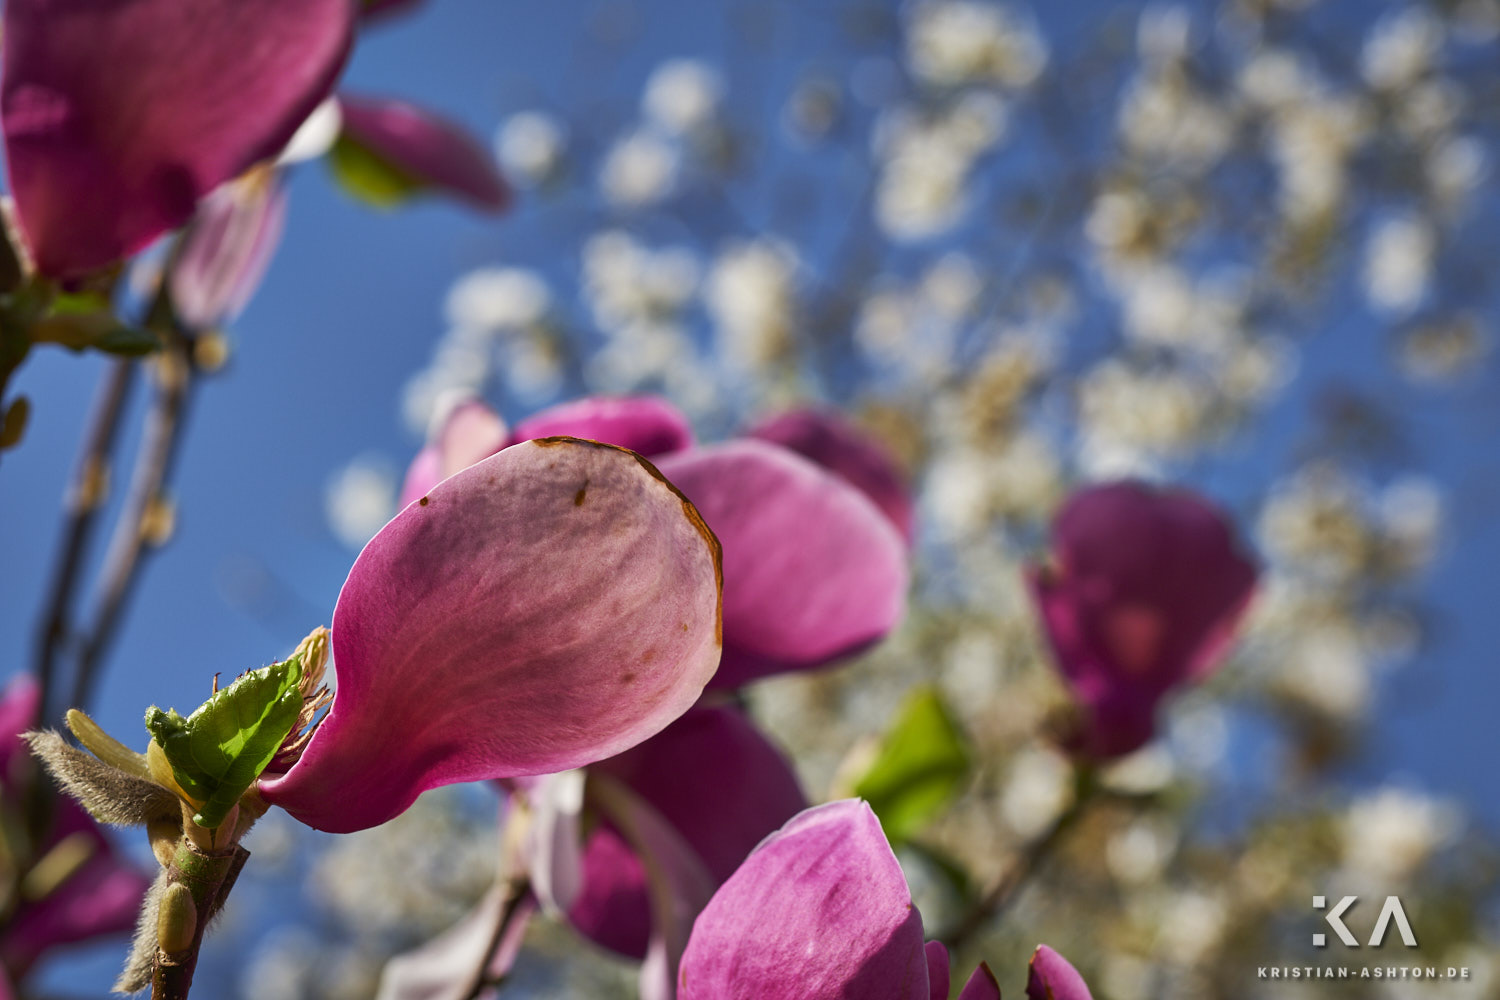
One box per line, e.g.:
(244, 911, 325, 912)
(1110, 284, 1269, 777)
(33, 359, 137, 725)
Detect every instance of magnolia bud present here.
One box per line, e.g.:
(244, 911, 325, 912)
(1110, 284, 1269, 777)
(156, 882, 197, 955)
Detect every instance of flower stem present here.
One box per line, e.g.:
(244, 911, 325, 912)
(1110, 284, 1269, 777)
(461, 875, 533, 999)
(939, 766, 1098, 952)
(151, 839, 249, 1000)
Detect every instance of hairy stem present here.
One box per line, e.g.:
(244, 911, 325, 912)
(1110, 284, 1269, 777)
(151, 839, 249, 1000)
(939, 767, 1097, 952)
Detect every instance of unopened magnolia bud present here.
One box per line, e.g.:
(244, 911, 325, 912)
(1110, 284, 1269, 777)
(148, 818, 181, 868)
(156, 882, 197, 954)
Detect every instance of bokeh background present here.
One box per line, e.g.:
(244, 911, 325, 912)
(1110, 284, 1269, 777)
(2, 0, 1498, 996)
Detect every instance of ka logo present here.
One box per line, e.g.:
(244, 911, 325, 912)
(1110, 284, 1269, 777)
(1313, 895, 1418, 948)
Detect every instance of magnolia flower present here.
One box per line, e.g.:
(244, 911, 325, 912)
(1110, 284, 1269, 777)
(0, 0, 353, 277)
(169, 167, 288, 330)
(560, 705, 805, 982)
(259, 437, 724, 833)
(748, 408, 915, 544)
(677, 799, 1094, 1000)
(399, 396, 910, 690)
(1027, 481, 1258, 758)
(0, 677, 148, 989)
(334, 95, 510, 212)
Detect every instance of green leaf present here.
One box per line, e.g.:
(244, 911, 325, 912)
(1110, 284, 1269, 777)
(28, 310, 159, 356)
(90, 324, 161, 357)
(852, 686, 972, 846)
(144, 654, 305, 829)
(327, 134, 422, 209)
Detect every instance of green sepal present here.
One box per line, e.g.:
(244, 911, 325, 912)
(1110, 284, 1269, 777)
(144, 654, 305, 829)
(853, 685, 972, 846)
(327, 134, 422, 209)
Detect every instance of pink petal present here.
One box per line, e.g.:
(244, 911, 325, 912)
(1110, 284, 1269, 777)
(568, 706, 806, 959)
(925, 941, 950, 1000)
(261, 439, 723, 833)
(1025, 945, 1094, 1000)
(527, 770, 586, 915)
(677, 799, 929, 1000)
(510, 397, 694, 458)
(338, 94, 509, 212)
(748, 409, 915, 544)
(655, 441, 908, 689)
(375, 886, 536, 1000)
(399, 400, 509, 508)
(169, 168, 287, 329)
(0, 797, 150, 976)
(2, 0, 353, 277)
(957, 963, 1001, 1000)
(1028, 481, 1257, 758)
(0, 675, 40, 780)
(588, 774, 718, 1000)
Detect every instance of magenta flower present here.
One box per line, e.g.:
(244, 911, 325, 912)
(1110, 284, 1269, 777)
(169, 169, 287, 330)
(336, 95, 510, 212)
(401, 396, 909, 691)
(259, 438, 723, 833)
(1027, 481, 1258, 759)
(0, 677, 149, 986)
(677, 799, 1094, 1000)
(748, 409, 915, 544)
(565, 705, 806, 959)
(1, 0, 354, 277)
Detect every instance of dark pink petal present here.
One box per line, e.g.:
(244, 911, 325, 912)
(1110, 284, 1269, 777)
(568, 705, 807, 959)
(375, 886, 537, 1000)
(1, 0, 353, 277)
(511, 397, 694, 458)
(958, 963, 1001, 1000)
(0, 675, 40, 780)
(362, 0, 424, 21)
(1028, 481, 1257, 758)
(588, 774, 718, 1000)
(338, 95, 509, 212)
(0, 797, 150, 976)
(748, 409, 915, 544)
(261, 439, 723, 833)
(656, 441, 908, 689)
(677, 799, 928, 1000)
(1025, 945, 1094, 1000)
(925, 941, 950, 1000)
(398, 401, 509, 508)
(170, 168, 287, 329)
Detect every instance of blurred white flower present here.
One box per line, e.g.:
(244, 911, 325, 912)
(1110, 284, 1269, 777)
(907, 1, 1048, 89)
(582, 230, 699, 332)
(1361, 7, 1443, 92)
(1363, 213, 1435, 316)
(599, 129, 680, 207)
(1108, 817, 1179, 886)
(1399, 312, 1489, 382)
(494, 111, 568, 186)
(1343, 787, 1463, 882)
(642, 59, 724, 134)
(325, 454, 398, 550)
(998, 744, 1073, 838)
(705, 240, 799, 371)
(445, 267, 552, 332)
